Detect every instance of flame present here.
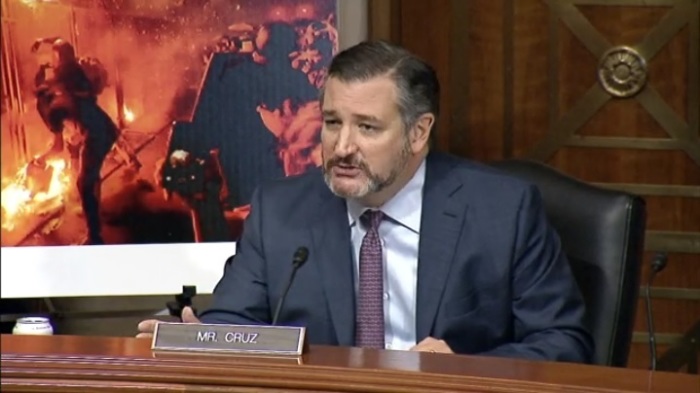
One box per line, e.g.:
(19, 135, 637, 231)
(1, 159, 71, 231)
(124, 106, 135, 123)
(20, 0, 56, 6)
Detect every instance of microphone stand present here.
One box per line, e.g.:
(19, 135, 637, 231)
(645, 253, 668, 371)
(272, 247, 309, 326)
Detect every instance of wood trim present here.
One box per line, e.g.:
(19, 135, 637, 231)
(632, 332, 683, 345)
(646, 231, 700, 254)
(645, 287, 700, 301)
(367, 0, 402, 43)
(1, 335, 698, 393)
(590, 183, 700, 198)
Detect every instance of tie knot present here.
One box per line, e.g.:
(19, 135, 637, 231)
(360, 209, 384, 230)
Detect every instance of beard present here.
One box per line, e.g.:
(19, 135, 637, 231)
(322, 137, 412, 200)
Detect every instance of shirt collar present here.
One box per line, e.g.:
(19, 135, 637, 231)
(347, 158, 426, 234)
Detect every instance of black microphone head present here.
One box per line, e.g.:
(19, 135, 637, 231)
(651, 253, 668, 273)
(292, 247, 309, 267)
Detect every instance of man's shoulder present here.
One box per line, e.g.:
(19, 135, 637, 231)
(253, 167, 327, 209)
(250, 167, 329, 224)
(430, 152, 535, 196)
(257, 166, 324, 194)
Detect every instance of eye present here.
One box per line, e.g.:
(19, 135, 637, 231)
(323, 119, 341, 129)
(359, 123, 376, 132)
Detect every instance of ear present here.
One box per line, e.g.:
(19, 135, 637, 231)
(409, 113, 434, 153)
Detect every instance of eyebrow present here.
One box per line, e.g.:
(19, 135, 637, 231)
(353, 114, 381, 123)
(322, 110, 381, 124)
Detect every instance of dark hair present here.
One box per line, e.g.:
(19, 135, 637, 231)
(320, 40, 440, 134)
(52, 39, 76, 64)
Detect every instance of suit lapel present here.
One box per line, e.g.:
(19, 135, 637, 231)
(309, 187, 355, 346)
(416, 153, 467, 340)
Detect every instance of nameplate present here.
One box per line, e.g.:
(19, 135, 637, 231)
(151, 322, 306, 356)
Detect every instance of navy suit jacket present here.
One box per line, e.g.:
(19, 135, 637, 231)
(199, 152, 594, 363)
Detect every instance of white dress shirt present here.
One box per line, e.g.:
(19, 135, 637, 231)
(346, 159, 425, 350)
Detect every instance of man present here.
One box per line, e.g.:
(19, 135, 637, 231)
(138, 40, 593, 363)
(31, 38, 118, 245)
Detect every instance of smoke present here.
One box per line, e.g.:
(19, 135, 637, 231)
(2, 0, 337, 172)
(75, 4, 220, 131)
(81, 0, 334, 129)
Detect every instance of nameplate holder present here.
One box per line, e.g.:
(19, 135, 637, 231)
(151, 322, 306, 357)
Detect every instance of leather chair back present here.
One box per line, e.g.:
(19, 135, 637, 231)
(491, 159, 646, 367)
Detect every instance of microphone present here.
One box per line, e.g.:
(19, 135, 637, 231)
(645, 252, 668, 371)
(271, 247, 309, 326)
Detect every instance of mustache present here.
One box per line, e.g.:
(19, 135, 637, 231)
(325, 155, 369, 171)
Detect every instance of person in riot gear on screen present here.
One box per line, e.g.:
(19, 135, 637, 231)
(31, 37, 118, 245)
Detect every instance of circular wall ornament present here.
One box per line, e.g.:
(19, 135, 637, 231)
(597, 46, 648, 98)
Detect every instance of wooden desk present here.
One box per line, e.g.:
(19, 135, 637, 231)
(1, 334, 696, 392)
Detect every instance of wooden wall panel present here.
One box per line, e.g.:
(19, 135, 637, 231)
(630, 342, 700, 373)
(642, 253, 700, 289)
(368, 0, 401, 44)
(635, 298, 700, 333)
(577, 5, 669, 45)
(549, 148, 700, 183)
(649, 25, 689, 122)
(578, 100, 673, 138)
(510, 0, 550, 159)
(557, 20, 599, 122)
(464, 0, 506, 161)
(517, 1, 699, 371)
(645, 197, 700, 231)
(628, 343, 671, 370)
(369, 0, 699, 370)
(397, 0, 454, 152)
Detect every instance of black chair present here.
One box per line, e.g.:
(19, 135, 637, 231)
(491, 159, 646, 367)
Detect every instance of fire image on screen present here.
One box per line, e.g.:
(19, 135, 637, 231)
(0, 0, 338, 247)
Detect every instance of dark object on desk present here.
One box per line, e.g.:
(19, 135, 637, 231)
(166, 286, 197, 320)
(152, 321, 306, 357)
(492, 159, 646, 367)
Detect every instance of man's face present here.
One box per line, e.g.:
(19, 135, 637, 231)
(320, 75, 416, 202)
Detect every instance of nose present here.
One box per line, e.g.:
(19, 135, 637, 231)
(333, 127, 358, 157)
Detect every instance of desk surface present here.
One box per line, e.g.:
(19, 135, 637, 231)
(1, 334, 697, 393)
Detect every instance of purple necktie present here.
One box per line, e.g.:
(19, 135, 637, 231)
(355, 210, 385, 349)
